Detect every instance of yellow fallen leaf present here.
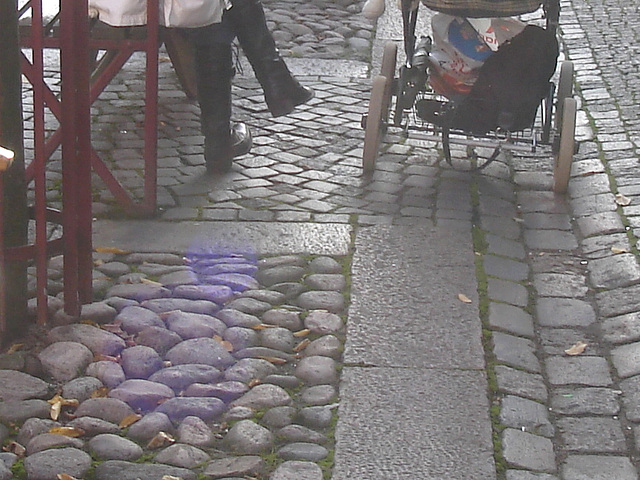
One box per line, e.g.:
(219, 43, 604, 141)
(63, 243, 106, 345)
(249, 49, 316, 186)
(50, 401, 62, 421)
(7, 343, 24, 354)
(615, 193, 632, 206)
(93, 354, 119, 363)
(49, 394, 79, 421)
(611, 246, 629, 254)
(293, 328, 311, 337)
(565, 341, 588, 356)
(119, 413, 142, 429)
(248, 378, 262, 388)
(49, 426, 85, 438)
(140, 278, 163, 287)
(251, 323, 278, 330)
(212, 335, 234, 352)
(91, 386, 110, 398)
(293, 339, 311, 353)
(94, 246, 131, 255)
(147, 431, 175, 449)
(457, 293, 472, 303)
(3, 441, 26, 456)
(257, 356, 288, 365)
(57, 475, 80, 480)
(161, 476, 183, 480)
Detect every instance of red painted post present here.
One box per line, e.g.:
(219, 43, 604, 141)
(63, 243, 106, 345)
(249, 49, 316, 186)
(144, 0, 159, 214)
(59, 0, 93, 315)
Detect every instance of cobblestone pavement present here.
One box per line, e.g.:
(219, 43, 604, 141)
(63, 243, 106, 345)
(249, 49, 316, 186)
(7, 0, 640, 477)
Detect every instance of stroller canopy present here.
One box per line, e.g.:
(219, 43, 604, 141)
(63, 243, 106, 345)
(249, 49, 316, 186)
(421, 0, 544, 17)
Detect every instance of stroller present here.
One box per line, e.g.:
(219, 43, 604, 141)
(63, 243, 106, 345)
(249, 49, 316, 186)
(362, 0, 576, 193)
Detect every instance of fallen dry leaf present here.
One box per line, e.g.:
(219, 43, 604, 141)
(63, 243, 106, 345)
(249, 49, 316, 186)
(565, 341, 588, 356)
(50, 401, 62, 421)
(91, 386, 110, 398)
(48, 395, 79, 421)
(140, 278, 164, 287)
(57, 474, 80, 480)
(611, 246, 629, 254)
(6, 343, 24, 354)
(57, 475, 80, 480)
(147, 431, 175, 449)
(293, 328, 311, 337)
(49, 426, 85, 438)
(257, 356, 288, 365)
(293, 339, 311, 353)
(248, 378, 262, 388)
(3, 441, 26, 456)
(213, 335, 234, 352)
(161, 476, 183, 480)
(457, 293, 472, 304)
(94, 246, 131, 255)
(251, 323, 278, 330)
(119, 413, 143, 429)
(615, 193, 632, 206)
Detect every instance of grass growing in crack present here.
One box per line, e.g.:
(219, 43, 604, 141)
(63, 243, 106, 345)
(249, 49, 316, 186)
(470, 186, 508, 479)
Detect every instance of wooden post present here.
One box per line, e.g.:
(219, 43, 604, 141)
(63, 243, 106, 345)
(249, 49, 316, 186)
(0, 0, 29, 340)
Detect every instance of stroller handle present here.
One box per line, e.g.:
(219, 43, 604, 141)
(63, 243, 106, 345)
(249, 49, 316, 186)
(420, 0, 553, 18)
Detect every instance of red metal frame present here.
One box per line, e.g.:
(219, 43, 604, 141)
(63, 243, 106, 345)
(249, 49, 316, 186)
(19, 0, 159, 215)
(13, 0, 160, 319)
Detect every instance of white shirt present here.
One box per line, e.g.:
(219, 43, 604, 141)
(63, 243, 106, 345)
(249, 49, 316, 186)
(88, 0, 227, 28)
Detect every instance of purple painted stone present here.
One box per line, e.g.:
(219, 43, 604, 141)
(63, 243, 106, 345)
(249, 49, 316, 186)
(203, 273, 259, 292)
(155, 397, 226, 423)
(148, 364, 223, 392)
(165, 338, 235, 370)
(172, 284, 235, 304)
(85, 361, 126, 389)
(116, 306, 165, 335)
(141, 298, 219, 316)
(120, 346, 164, 379)
(134, 326, 182, 355)
(105, 283, 172, 302)
(164, 311, 227, 340)
(48, 324, 126, 356)
(198, 263, 258, 276)
(183, 381, 249, 402)
(109, 379, 175, 412)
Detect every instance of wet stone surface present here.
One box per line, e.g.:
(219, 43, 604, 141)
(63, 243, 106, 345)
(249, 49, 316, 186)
(0, 253, 346, 479)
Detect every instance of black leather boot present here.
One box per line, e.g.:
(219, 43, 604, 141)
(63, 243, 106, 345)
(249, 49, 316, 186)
(193, 41, 252, 173)
(225, 0, 314, 117)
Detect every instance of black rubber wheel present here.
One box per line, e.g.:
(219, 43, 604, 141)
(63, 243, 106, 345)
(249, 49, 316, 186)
(555, 61, 574, 132)
(553, 97, 577, 194)
(363, 75, 387, 174)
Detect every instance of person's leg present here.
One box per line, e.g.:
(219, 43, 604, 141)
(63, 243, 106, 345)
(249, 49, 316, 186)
(189, 24, 252, 173)
(224, 0, 314, 117)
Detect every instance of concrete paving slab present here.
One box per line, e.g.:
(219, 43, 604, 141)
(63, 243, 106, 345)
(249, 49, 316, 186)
(93, 220, 352, 256)
(333, 366, 496, 480)
(344, 222, 485, 369)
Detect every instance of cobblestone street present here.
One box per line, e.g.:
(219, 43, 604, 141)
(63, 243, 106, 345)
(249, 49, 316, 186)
(5, 0, 640, 478)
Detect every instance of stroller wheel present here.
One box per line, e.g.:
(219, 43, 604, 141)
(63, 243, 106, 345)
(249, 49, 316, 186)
(380, 42, 398, 123)
(555, 61, 574, 132)
(363, 75, 388, 174)
(553, 97, 576, 193)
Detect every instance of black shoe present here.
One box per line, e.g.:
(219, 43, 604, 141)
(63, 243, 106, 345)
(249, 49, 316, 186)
(205, 122, 252, 174)
(267, 83, 314, 118)
(204, 137, 233, 174)
(231, 122, 252, 157)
